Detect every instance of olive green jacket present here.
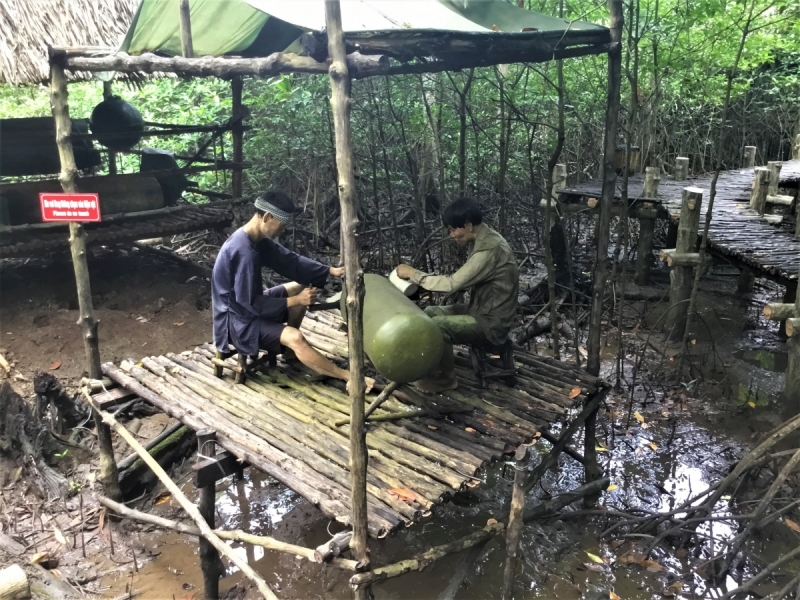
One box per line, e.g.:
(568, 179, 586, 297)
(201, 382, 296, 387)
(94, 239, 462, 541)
(410, 226, 519, 345)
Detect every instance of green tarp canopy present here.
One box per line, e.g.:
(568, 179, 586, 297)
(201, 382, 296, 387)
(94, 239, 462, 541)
(121, 0, 609, 60)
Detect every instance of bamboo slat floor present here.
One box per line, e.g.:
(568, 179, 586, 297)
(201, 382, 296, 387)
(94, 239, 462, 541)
(100, 309, 609, 538)
(561, 159, 800, 282)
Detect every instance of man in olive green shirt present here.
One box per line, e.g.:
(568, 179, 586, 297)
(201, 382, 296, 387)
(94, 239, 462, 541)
(396, 197, 519, 392)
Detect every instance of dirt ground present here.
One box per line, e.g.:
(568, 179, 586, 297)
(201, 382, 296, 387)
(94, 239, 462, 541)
(0, 246, 214, 395)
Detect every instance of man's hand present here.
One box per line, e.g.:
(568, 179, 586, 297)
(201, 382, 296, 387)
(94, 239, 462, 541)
(289, 287, 317, 308)
(395, 264, 415, 280)
(329, 266, 345, 278)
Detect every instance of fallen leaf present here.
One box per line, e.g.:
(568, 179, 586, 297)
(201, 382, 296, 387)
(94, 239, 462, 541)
(53, 527, 67, 545)
(427, 425, 438, 430)
(606, 483, 618, 491)
(586, 551, 606, 564)
(487, 518, 498, 526)
(595, 446, 608, 452)
(634, 411, 644, 423)
(610, 592, 621, 600)
(569, 386, 581, 399)
(155, 492, 172, 505)
(30, 551, 49, 564)
(49, 360, 62, 370)
(583, 562, 606, 572)
(643, 559, 664, 572)
(174, 322, 185, 327)
(492, 24, 499, 31)
(388, 488, 417, 502)
(661, 411, 670, 418)
(691, 339, 696, 345)
(748, 401, 756, 408)
(10, 466, 23, 484)
(675, 548, 688, 559)
(785, 518, 800, 533)
(648, 442, 658, 451)
(465, 427, 476, 433)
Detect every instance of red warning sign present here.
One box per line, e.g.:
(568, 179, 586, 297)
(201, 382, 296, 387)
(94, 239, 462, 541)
(40, 193, 102, 223)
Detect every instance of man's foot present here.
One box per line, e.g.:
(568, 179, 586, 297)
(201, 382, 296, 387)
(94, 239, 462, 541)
(413, 372, 458, 394)
(346, 376, 376, 394)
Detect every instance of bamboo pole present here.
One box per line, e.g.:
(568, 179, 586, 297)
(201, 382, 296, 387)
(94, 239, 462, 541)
(501, 445, 528, 600)
(97, 495, 359, 571)
(325, 0, 370, 577)
(0, 564, 29, 599)
(635, 166, 660, 285)
(81, 390, 278, 600)
(50, 61, 120, 502)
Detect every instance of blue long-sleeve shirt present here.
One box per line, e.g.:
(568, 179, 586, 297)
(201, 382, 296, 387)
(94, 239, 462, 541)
(212, 228, 330, 355)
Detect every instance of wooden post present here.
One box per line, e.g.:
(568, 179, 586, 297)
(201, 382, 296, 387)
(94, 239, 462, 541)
(793, 134, 800, 161)
(554, 163, 567, 194)
(50, 61, 121, 502)
(0, 565, 29, 599)
(324, 0, 371, 590)
(197, 430, 221, 600)
(586, 0, 623, 377)
(767, 161, 782, 197)
(231, 76, 244, 199)
(102, 81, 117, 176)
(179, 0, 194, 59)
(665, 187, 703, 340)
(674, 156, 689, 180)
(787, 270, 800, 412)
(749, 167, 769, 215)
(501, 446, 528, 600)
(743, 145, 756, 168)
(635, 166, 660, 285)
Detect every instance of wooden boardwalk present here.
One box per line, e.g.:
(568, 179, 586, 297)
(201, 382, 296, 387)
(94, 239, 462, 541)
(561, 160, 800, 282)
(98, 309, 608, 538)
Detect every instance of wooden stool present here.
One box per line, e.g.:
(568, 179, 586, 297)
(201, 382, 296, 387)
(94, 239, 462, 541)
(469, 338, 516, 388)
(212, 348, 277, 384)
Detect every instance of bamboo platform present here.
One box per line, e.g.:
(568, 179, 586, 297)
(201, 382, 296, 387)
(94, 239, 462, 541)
(561, 159, 800, 282)
(99, 309, 608, 539)
(0, 204, 232, 258)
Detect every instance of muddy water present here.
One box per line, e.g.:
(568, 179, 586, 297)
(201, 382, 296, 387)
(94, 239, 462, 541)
(102, 400, 797, 600)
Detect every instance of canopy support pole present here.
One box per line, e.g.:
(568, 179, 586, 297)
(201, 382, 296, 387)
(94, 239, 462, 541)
(50, 60, 121, 502)
(325, 1, 371, 596)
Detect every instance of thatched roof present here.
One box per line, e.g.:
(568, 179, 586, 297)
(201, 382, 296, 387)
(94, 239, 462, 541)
(0, 0, 139, 85)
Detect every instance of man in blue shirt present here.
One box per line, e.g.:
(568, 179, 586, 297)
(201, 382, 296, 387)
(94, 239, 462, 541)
(212, 190, 371, 390)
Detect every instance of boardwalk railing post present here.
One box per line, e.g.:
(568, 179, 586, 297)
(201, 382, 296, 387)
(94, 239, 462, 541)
(749, 167, 770, 215)
(743, 145, 756, 168)
(197, 429, 222, 599)
(179, 0, 194, 59)
(664, 187, 703, 340)
(635, 166, 660, 285)
(767, 161, 782, 197)
(763, 277, 800, 412)
(674, 156, 689, 181)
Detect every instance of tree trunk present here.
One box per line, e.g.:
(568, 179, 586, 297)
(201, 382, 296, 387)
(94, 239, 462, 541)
(586, 0, 623, 377)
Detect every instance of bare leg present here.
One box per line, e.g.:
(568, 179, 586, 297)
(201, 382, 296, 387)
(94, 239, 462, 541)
(280, 327, 374, 392)
(282, 282, 308, 328)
